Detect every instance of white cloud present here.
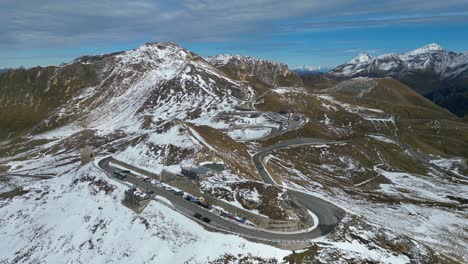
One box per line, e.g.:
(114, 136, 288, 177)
(0, 1, 467, 54)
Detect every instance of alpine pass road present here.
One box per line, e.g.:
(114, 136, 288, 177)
(252, 138, 347, 236)
(98, 138, 346, 242)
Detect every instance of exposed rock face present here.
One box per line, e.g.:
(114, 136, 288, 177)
(80, 145, 94, 165)
(330, 44, 468, 117)
(206, 54, 303, 87)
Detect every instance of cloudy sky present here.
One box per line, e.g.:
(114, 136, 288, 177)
(2, 0, 468, 69)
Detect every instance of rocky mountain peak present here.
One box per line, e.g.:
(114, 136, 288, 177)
(349, 53, 373, 64)
(405, 43, 445, 56)
(206, 54, 285, 68)
(330, 43, 468, 116)
(206, 54, 303, 87)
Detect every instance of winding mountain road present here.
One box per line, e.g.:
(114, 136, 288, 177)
(98, 138, 345, 242)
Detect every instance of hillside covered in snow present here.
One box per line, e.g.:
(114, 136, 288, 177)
(0, 42, 467, 263)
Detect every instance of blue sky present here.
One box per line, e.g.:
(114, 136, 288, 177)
(2, 0, 468, 69)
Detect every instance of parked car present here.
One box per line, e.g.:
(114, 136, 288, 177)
(202, 217, 211, 223)
(194, 213, 202, 219)
(174, 191, 184, 196)
(143, 178, 152, 183)
(238, 218, 247, 224)
(196, 201, 212, 210)
(113, 171, 126, 180)
(121, 170, 131, 174)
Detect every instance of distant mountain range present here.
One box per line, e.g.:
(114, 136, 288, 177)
(330, 44, 468, 117)
(293, 65, 332, 75)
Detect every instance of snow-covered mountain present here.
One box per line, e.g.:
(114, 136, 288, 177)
(1, 42, 468, 263)
(206, 54, 303, 87)
(330, 43, 468, 116)
(0, 43, 253, 139)
(293, 65, 332, 76)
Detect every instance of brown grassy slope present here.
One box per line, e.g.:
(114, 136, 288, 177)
(331, 78, 468, 157)
(253, 77, 468, 158)
(0, 63, 99, 139)
(300, 73, 339, 91)
(333, 78, 456, 120)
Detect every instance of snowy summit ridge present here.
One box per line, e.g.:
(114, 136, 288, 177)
(405, 43, 444, 56)
(349, 53, 373, 64)
(330, 42, 468, 116)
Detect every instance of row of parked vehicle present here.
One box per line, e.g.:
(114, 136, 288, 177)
(114, 169, 248, 226)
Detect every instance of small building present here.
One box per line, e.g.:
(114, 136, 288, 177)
(122, 187, 153, 213)
(80, 145, 94, 165)
(200, 162, 225, 172)
(181, 166, 212, 181)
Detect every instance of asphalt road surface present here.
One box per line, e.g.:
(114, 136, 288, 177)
(0, 173, 55, 179)
(252, 138, 346, 235)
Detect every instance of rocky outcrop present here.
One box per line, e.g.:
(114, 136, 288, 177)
(207, 54, 303, 88)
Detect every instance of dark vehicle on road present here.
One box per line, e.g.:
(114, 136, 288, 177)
(114, 171, 127, 180)
(121, 170, 131, 174)
(174, 191, 184, 196)
(196, 201, 212, 210)
(194, 213, 202, 219)
(143, 178, 152, 182)
(202, 217, 211, 223)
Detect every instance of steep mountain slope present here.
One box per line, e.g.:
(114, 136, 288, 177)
(0, 43, 467, 263)
(295, 72, 339, 91)
(0, 64, 98, 139)
(0, 42, 262, 180)
(206, 54, 303, 88)
(330, 44, 468, 117)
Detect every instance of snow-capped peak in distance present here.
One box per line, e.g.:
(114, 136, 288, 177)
(405, 43, 445, 56)
(296, 65, 328, 71)
(349, 53, 373, 64)
(293, 65, 332, 74)
(330, 42, 468, 117)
